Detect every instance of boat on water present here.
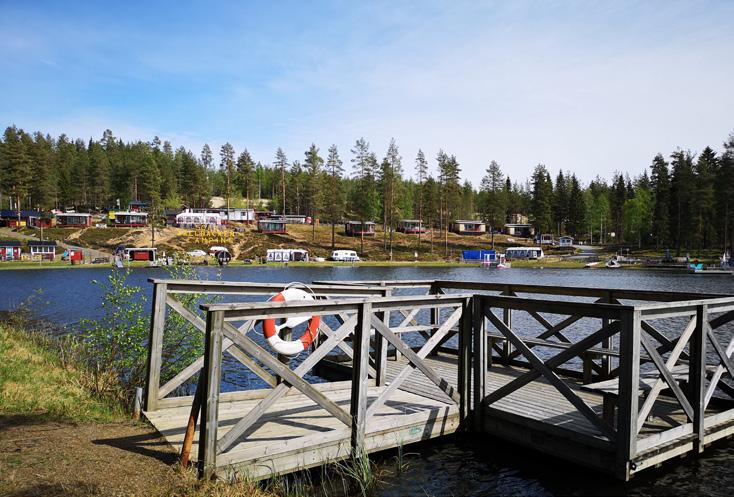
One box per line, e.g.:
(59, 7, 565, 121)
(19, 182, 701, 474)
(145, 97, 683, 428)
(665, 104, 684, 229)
(605, 257, 622, 269)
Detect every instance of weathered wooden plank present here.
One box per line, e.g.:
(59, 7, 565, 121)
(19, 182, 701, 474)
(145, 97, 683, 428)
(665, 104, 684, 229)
(458, 297, 472, 423)
(478, 294, 626, 320)
(690, 305, 707, 453)
(350, 302, 372, 458)
(145, 282, 168, 411)
(198, 310, 224, 479)
(616, 309, 640, 480)
(473, 298, 486, 430)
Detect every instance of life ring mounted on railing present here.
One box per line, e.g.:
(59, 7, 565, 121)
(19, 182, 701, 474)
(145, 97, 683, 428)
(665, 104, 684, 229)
(261, 285, 321, 356)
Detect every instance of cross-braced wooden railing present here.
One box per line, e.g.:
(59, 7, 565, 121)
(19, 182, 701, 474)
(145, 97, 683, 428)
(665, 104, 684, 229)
(144, 279, 390, 412)
(628, 297, 734, 460)
(192, 293, 473, 478)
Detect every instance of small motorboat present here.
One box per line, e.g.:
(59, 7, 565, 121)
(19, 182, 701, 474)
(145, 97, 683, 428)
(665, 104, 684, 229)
(605, 257, 622, 269)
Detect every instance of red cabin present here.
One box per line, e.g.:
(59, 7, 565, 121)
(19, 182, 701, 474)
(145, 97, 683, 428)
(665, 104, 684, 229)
(0, 240, 21, 261)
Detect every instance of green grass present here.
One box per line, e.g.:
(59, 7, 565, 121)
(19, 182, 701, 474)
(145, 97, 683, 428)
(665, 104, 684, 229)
(0, 324, 125, 422)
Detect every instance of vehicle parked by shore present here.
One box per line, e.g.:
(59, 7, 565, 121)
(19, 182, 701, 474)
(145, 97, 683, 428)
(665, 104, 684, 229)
(330, 250, 360, 262)
(505, 247, 544, 260)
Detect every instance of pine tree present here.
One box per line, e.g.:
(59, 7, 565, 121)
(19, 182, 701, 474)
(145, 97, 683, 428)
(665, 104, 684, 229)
(325, 145, 345, 249)
(694, 147, 717, 251)
(200, 144, 213, 170)
(716, 134, 734, 255)
(669, 150, 695, 256)
(649, 154, 671, 249)
(531, 164, 553, 235)
(303, 144, 324, 240)
(274, 148, 288, 217)
(414, 149, 428, 245)
(0, 127, 32, 219)
(236, 149, 256, 208)
(480, 160, 506, 240)
(380, 139, 403, 255)
(566, 175, 586, 238)
(350, 138, 379, 255)
(553, 170, 569, 235)
(610, 173, 627, 242)
(437, 151, 461, 256)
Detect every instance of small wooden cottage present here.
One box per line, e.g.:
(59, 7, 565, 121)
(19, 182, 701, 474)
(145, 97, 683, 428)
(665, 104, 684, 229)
(504, 223, 535, 238)
(56, 213, 92, 228)
(345, 221, 376, 237)
(0, 240, 21, 261)
(28, 240, 57, 261)
(397, 219, 426, 234)
(108, 211, 148, 227)
(450, 220, 486, 236)
(258, 219, 287, 234)
(559, 236, 574, 248)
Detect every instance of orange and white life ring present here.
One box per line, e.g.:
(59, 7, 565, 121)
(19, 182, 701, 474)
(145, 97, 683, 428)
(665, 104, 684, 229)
(262, 287, 321, 356)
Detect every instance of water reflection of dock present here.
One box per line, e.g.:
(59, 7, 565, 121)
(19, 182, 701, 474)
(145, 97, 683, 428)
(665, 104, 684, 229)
(142, 279, 734, 481)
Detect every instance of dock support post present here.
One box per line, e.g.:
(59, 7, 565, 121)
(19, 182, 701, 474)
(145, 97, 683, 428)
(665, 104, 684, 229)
(458, 297, 472, 425)
(616, 308, 640, 480)
(145, 282, 167, 412)
(601, 290, 613, 379)
(374, 289, 390, 386)
(429, 282, 439, 356)
(472, 297, 487, 431)
(690, 304, 707, 454)
(351, 302, 372, 459)
(198, 310, 224, 479)
(502, 286, 512, 364)
(132, 387, 143, 420)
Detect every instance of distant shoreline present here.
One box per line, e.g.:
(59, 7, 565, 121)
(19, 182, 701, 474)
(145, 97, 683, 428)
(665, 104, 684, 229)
(0, 259, 696, 271)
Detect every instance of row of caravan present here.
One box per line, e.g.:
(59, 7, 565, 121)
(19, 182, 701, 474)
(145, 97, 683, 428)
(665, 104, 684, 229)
(265, 249, 360, 263)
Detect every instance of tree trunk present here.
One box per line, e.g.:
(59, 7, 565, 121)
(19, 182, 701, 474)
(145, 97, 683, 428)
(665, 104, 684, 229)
(331, 221, 335, 250)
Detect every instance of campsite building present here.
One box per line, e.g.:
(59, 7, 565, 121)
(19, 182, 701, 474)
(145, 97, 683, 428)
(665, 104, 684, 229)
(0, 240, 21, 261)
(258, 219, 287, 234)
(345, 221, 376, 237)
(559, 236, 574, 248)
(397, 219, 426, 234)
(450, 220, 486, 236)
(109, 211, 148, 227)
(56, 213, 92, 228)
(28, 240, 57, 261)
(504, 223, 535, 238)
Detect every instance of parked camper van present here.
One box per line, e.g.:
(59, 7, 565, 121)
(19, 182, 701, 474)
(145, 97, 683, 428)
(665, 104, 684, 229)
(330, 250, 360, 262)
(505, 247, 544, 260)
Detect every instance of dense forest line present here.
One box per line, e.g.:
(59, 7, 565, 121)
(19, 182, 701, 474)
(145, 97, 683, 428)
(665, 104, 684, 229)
(1, 126, 733, 255)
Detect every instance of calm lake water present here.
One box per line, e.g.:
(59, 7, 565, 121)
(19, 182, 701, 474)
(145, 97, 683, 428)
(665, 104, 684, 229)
(1, 265, 733, 496)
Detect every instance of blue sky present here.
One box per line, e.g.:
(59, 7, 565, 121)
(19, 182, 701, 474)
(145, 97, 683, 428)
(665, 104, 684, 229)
(1, 1, 733, 184)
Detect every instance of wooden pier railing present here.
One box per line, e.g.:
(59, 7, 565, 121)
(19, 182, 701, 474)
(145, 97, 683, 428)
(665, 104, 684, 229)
(143, 278, 734, 481)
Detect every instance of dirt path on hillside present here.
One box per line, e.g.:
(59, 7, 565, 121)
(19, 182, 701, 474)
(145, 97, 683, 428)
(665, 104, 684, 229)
(0, 414, 182, 497)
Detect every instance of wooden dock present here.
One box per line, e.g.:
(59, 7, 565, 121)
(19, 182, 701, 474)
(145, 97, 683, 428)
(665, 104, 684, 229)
(142, 279, 734, 481)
